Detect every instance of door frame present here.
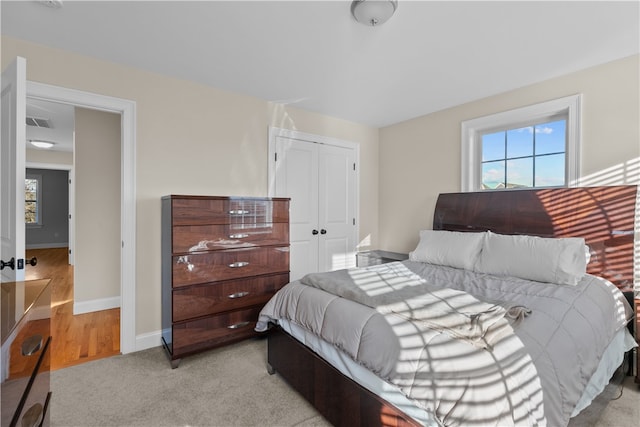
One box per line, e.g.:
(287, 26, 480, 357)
(25, 162, 74, 264)
(267, 126, 360, 273)
(26, 81, 137, 354)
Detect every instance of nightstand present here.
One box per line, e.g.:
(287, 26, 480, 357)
(356, 250, 408, 267)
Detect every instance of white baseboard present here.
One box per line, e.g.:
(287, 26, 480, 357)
(26, 242, 69, 249)
(135, 330, 163, 352)
(73, 296, 120, 315)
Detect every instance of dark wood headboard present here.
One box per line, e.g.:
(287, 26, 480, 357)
(433, 185, 638, 291)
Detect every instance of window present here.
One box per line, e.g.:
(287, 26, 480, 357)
(25, 174, 42, 225)
(481, 119, 566, 189)
(461, 95, 581, 192)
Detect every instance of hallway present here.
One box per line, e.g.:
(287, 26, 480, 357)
(25, 247, 120, 370)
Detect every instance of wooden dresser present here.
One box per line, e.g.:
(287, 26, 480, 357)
(1, 279, 52, 427)
(161, 195, 290, 368)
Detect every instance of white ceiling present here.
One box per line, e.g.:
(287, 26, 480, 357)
(3, 0, 639, 153)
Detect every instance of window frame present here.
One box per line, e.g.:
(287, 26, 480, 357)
(25, 173, 43, 227)
(461, 94, 581, 192)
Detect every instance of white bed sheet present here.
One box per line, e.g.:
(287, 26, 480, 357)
(278, 319, 636, 426)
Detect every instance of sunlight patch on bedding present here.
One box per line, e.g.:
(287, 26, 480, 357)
(348, 262, 426, 297)
(386, 313, 544, 426)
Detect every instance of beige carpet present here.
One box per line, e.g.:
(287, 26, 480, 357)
(50, 338, 639, 426)
(51, 338, 329, 426)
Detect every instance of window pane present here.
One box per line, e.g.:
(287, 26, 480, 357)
(25, 177, 39, 224)
(506, 126, 533, 158)
(482, 131, 505, 161)
(506, 157, 533, 188)
(25, 201, 37, 224)
(535, 120, 566, 155)
(535, 153, 565, 187)
(482, 160, 505, 189)
(25, 178, 37, 201)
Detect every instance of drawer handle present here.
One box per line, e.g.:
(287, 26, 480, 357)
(21, 334, 43, 356)
(21, 403, 43, 427)
(227, 321, 251, 329)
(228, 261, 249, 268)
(229, 210, 250, 215)
(228, 291, 250, 299)
(229, 233, 249, 239)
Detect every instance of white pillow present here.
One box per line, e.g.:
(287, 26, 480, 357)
(409, 230, 484, 271)
(475, 231, 587, 285)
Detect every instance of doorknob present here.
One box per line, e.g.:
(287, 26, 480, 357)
(27, 257, 37, 267)
(0, 257, 15, 270)
(320, 229, 327, 235)
(312, 229, 319, 235)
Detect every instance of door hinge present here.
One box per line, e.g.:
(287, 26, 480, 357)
(353, 163, 356, 171)
(353, 218, 356, 225)
(275, 152, 278, 162)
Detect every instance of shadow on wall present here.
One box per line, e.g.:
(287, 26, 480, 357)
(577, 156, 639, 291)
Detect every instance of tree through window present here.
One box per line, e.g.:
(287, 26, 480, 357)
(25, 175, 41, 225)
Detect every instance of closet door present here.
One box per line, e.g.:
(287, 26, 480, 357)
(274, 136, 319, 281)
(318, 144, 356, 273)
(273, 133, 357, 281)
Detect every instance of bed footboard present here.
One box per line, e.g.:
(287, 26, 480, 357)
(267, 328, 421, 427)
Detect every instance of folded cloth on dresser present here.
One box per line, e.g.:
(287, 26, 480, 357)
(300, 262, 531, 350)
(257, 261, 633, 427)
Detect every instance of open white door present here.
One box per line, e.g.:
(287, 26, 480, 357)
(1, 57, 27, 283)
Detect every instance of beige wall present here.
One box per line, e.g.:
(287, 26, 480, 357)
(379, 54, 640, 254)
(2, 36, 380, 338)
(74, 107, 121, 304)
(26, 148, 73, 165)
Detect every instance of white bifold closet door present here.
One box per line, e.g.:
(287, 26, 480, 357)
(273, 133, 357, 282)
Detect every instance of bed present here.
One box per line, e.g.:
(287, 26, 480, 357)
(257, 185, 638, 427)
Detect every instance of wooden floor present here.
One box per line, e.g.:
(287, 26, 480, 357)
(25, 247, 120, 370)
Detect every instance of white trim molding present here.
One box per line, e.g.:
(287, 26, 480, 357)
(461, 94, 582, 192)
(25, 243, 68, 249)
(74, 296, 121, 315)
(136, 330, 164, 352)
(26, 81, 137, 354)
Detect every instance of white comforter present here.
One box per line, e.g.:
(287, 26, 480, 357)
(257, 261, 633, 427)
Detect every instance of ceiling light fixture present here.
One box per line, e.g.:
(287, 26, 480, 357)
(351, 0, 398, 26)
(30, 140, 55, 149)
(38, 0, 64, 9)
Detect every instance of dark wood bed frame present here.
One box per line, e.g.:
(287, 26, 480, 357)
(267, 185, 638, 426)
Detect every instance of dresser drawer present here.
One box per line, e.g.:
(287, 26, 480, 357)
(172, 222, 289, 253)
(172, 306, 262, 357)
(173, 273, 289, 322)
(170, 198, 289, 226)
(172, 246, 289, 287)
